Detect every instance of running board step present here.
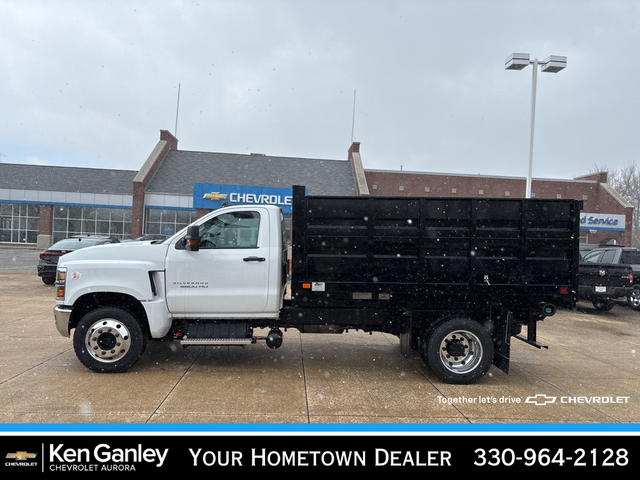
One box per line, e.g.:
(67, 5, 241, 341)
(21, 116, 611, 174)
(179, 337, 254, 346)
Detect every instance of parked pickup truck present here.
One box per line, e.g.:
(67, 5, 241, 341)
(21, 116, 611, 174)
(53, 186, 582, 384)
(578, 261, 633, 311)
(580, 245, 640, 310)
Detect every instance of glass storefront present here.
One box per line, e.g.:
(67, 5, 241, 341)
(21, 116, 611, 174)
(0, 203, 40, 244)
(0, 204, 196, 244)
(53, 205, 132, 243)
(144, 208, 196, 237)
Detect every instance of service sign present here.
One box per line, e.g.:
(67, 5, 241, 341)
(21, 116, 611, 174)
(193, 183, 295, 213)
(580, 212, 626, 231)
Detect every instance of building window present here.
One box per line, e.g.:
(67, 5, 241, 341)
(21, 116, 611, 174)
(0, 203, 39, 244)
(53, 205, 131, 242)
(451, 188, 457, 194)
(478, 189, 484, 195)
(399, 186, 405, 191)
(424, 187, 430, 193)
(505, 191, 510, 196)
(372, 184, 378, 190)
(557, 194, 562, 199)
(145, 208, 195, 237)
(579, 230, 589, 243)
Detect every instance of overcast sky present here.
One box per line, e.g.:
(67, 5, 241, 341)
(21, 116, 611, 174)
(1, 0, 638, 182)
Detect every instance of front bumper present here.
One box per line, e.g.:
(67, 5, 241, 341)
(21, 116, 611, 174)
(54, 305, 72, 337)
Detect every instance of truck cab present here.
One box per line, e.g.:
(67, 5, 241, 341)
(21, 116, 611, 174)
(165, 207, 285, 318)
(54, 204, 286, 373)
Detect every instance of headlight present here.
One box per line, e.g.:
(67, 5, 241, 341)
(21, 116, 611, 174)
(55, 267, 67, 300)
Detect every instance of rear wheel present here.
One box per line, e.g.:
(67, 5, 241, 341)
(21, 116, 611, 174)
(627, 288, 640, 310)
(73, 307, 147, 373)
(421, 317, 494, 384)
(592, 299, 615, 311)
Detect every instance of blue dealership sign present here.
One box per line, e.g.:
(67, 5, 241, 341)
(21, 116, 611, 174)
(580, 212, 625, 231)
(194, 183, 295, 213)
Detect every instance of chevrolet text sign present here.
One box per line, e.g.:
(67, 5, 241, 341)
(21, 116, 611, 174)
(194, 183, 295, 213)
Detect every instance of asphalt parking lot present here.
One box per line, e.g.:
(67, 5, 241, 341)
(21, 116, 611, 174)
(1, 248, 639, 429)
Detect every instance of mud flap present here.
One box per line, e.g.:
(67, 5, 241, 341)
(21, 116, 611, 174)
(399, 313, 415, 358)
(490, 306, 512, 375)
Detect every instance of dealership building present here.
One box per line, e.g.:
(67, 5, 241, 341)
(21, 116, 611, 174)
(0, 129, 634, 247)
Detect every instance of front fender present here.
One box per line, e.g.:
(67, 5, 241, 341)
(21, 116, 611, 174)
(63, 261, 158, 305)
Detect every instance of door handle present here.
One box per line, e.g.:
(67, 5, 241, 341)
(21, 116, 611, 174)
(243, 256, 266, 262)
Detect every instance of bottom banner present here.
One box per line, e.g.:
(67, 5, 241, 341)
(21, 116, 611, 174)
(1, 434, 635, 474)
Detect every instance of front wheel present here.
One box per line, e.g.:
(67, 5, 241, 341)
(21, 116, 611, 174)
(421, 318, 494, 384)
(73, 307, 147, 373)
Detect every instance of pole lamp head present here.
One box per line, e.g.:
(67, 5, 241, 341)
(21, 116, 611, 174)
(540, 55, 567, 73)
(505, 53, 530, 70)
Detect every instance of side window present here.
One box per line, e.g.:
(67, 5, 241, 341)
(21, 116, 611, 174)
(199, 211, 261, 249)
(582, 251, 602, 263)
(600, 250, 616, 264)
(621, 251, 640, 264)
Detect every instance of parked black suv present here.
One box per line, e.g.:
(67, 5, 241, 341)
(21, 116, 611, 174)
(37, 235, 120, 284)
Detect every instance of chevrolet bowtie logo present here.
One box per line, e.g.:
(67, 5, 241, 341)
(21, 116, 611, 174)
(6, 451, 37, 460)
(203, 192, 228, 201)
(525, 394, 557, 406)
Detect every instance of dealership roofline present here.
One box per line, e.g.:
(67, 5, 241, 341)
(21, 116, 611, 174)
(365, 168, 599, 184)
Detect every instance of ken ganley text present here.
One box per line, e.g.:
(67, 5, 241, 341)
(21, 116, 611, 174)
(190, 448, 452, 467)
(49, 444, 168, 471)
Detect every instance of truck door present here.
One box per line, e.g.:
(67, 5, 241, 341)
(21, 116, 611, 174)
(165, 209, 270, 316)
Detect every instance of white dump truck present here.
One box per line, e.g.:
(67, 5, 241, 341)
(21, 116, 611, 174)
(54, 186, 581, 384)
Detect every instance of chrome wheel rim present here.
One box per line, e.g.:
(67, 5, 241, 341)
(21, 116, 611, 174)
(629, 290, 640, 308)
(85, 319, 132, 363)
(437, 330, 483, 374)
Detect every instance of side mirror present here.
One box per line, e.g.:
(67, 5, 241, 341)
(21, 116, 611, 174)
(184, 225, 200, 251)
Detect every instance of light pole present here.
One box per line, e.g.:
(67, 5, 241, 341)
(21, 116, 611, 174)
(505, 53, 567, 198)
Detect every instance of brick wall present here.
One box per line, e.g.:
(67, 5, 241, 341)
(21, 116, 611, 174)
(365, 170, 633, 245)
(131, 130, 178, 238)
(38, 204, 53, 235)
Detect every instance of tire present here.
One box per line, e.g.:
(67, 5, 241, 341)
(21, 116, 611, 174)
(592, 299, 615, 311)
(628, 288, 640, 310)
(41, 276, 55, 285)
(420, 317, 494, 385)
(73, 307, 147, 373)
